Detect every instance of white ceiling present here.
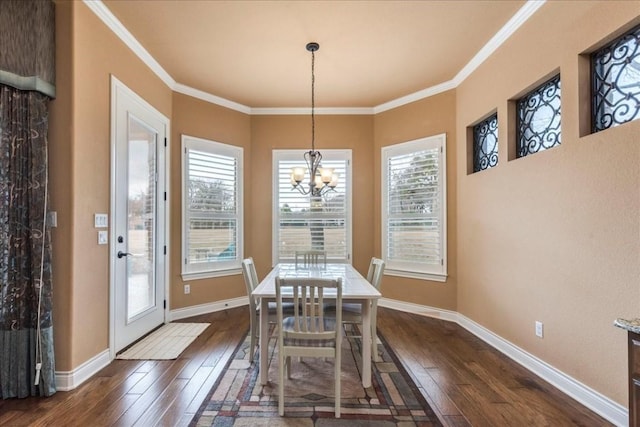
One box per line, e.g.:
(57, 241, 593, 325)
(98, 0, 537, 111)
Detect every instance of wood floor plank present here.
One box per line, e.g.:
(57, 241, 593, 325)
(414, 366, 465, 417)
(126, 360, 175, 395)
(156, 366, 214, 426)
(0, 306, 613, 426)
(81, 394, 141, 427)
(69, 371, 149, 426)
(132, 378, 189, 426)
(183, 331, 245, 414)
(114, 358, 190, 426)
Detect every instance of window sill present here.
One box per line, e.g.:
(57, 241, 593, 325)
(384, 269, 447, 283)
(182, 268, 242, 281)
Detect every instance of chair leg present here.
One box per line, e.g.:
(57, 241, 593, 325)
(279, 350, 285, 416)
(372, 304, 380, 363)
(249, 334, 256, 363)
(249, 314, 257, 363)
(335, 350, 341, 418)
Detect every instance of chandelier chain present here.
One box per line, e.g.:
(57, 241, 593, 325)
(289, 42, 337, 198)
(311, 47, 315, 152)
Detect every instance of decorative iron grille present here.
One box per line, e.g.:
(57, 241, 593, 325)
(592, 25, 640, 132)
(473, 113, 498, 172)
(517, 75, 561, 158)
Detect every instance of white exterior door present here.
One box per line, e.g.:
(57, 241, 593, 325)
(111, 76, 169, 354)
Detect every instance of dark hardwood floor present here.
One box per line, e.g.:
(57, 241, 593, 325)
(0, 306, 613, 426)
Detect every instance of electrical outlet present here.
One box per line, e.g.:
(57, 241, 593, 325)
(184, 284, 190, 295)
(535, 321, 544, 338)
(98, 231, 108, 245)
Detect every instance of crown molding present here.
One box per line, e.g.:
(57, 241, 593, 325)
(374, 0, 546, 113)
(174, 83, 251, 114)
(83, 0, 176, 89)
(452, 0, 546, 86)
(251, 107, 374, 115)
(373, 79, 457, 114)
(85, 0, 545, 115)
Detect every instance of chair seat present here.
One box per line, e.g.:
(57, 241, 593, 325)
(325, 302, 361, 315)
(263, 301, 297, 314)
(339, 302, 362, 314)
(282, 316, 337, 347)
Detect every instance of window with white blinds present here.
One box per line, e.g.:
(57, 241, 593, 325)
(182, 135, 243, 278)
(382, 134, 447, 281)
(272, 150, 351, 265)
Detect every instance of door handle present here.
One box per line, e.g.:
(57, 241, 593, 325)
(117, 250, 132, 259)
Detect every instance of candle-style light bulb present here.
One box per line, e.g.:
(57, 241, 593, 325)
(319, 167, 334, 183)
(292, 167, 305, 182)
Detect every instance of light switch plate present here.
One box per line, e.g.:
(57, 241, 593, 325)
(47, 211, 58, 227)
(95, 213, 108, 228)
(98, 231, 108, 245)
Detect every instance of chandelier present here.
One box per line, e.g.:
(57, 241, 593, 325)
(290, 42, 338, 197)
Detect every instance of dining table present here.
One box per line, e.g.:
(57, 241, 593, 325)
(251, 262, 382, 388)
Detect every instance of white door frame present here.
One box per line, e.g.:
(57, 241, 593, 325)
(109, 75, 170, 359)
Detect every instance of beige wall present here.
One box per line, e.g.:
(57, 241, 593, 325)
(373, 91, 458, 311)
(49, 0, 73, 370)
(50, 1, 172, 370)
(170, 93, 251, 308)
(456, 1, 640, 405)
(249, 115, 375, 280)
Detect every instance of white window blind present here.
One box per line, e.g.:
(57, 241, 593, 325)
(382, 134, 447, 281)
(182, 135, 243, 278)
(272, 150, 352, 264)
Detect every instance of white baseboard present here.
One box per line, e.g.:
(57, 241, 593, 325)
(378, 297, 458, 323)
(169, 296, 248, 321)
(55, 349, 111, 391)
(379, 297, 628, 427)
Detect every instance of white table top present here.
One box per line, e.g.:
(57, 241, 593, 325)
(252, 263, 381, 300)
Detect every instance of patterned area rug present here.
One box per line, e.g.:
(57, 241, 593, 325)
(191, 325, 442, 426)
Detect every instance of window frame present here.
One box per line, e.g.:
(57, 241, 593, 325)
(272, 149, 352, 267)
(591, 23, 640, 133)
(515, 74, 562, 158)
(472, 112, 498, 173)
(381, 133, 447, 282)
(181, 134, 243, 280)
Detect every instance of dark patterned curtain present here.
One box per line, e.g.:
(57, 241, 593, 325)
(0, 84, 55, 398)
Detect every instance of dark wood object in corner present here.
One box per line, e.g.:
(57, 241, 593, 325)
(629, 331, 640, 426)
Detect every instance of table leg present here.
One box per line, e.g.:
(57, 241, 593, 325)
(362, 299, 372, 388)
(259, 297, 269, 385)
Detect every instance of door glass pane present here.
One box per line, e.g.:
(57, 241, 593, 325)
(127, 116, 157, 320)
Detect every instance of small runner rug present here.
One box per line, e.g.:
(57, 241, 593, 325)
(116, 323, 209, 360)
(190, 325, 442, 426)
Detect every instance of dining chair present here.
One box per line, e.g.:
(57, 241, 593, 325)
(242, 257, 263, 363)
(276, 276, 342, 417)
(294, 249, 327, 268)
(242, 257, 296, 363)
(327, 257, 385, 362)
